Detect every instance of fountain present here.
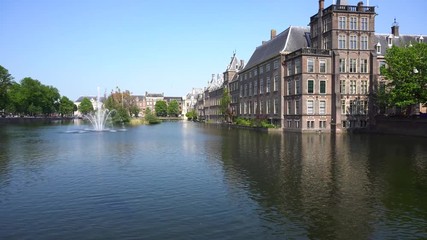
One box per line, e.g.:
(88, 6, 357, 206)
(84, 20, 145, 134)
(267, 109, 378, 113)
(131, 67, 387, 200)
(83, 88, 115, 131)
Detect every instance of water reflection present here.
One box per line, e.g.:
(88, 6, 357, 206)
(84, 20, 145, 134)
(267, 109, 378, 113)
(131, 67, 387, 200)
(215, 129, 427, 239)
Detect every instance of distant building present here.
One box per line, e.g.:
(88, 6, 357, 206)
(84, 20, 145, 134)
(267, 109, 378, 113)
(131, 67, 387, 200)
(145, 92, 164, 112)
(74, 96, 105, 117)
(164, 96, 184, 116)
(183, 88, 203, 117)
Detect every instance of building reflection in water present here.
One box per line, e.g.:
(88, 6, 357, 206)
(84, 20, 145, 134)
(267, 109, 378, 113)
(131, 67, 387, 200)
(211, 127, 427, 239)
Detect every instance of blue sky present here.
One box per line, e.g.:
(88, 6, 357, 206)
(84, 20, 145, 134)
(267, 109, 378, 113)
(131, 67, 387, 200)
(1, 0, 426, 101)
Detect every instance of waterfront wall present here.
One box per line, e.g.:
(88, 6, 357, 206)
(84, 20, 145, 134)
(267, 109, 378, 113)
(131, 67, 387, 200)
(369, 117, 427, 137)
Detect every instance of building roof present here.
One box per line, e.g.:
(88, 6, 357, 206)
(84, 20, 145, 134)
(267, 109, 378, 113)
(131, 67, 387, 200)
(207, 74, 224, 92)
(374, 34, 426, 56)
(243, 26, 310, 70)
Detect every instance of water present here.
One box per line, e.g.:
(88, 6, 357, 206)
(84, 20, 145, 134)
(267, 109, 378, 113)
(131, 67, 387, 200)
(0, 121, 426, 239)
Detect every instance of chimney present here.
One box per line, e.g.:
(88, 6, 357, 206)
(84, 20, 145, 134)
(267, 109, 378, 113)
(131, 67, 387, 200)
(391, 18, 399, 36)
(357, 1, 363, 11)
(319, 0, 324, 11)
(270, 29, 277, 40)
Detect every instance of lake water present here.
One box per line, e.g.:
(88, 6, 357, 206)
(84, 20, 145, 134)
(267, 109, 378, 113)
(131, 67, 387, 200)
(0, 121, 426, 239)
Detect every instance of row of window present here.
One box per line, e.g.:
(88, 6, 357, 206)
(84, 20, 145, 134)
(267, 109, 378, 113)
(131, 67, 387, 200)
(340, 79, 369, 94)
(338, 35, 369, 50)
(240, 76, 279, 97)
(286, 100, 327, 115)
(287, 59, 327, 75)
(341, 99, 368, 115)
(338, 16, 369, 31)
(339, 58, 369, 73)
(242, 60, 280, 80)
(240, 98, 279, 115)
(286, 120, 328, 129)
(287, 79, 327, 95)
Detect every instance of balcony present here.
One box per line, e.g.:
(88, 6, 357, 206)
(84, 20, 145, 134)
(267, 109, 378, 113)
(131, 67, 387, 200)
(310, 4, 375, 22)
(286, 48, 332, 59)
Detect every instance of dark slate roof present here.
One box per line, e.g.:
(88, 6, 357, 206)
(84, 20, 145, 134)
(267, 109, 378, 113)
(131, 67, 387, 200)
(374, 34, 426, 55)
(243, 26, 310, 70)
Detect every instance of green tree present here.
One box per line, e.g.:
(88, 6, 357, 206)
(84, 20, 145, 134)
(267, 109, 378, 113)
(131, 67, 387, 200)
(155, 100, 167, 117)
(381, 42, 427, 114)
(185, 109, 197, 121)
(167, 100, 180, 117)
(0, 65, 15, 112)
(220, 88, 232, 122)
(59, 96, 76, 117)
(78, 97, 94, 115)
(144, 107, 160, 124)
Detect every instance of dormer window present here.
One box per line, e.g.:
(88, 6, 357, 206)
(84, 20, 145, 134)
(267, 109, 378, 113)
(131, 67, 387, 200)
(387, 35, 393, 46)
(376, 42, 382, 54)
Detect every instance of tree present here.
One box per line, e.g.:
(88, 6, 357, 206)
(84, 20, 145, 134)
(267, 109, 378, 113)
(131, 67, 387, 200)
(380, 42, 427, 114)
(144, 107, 160, 124)
(59, 96, 76, 117)
(185, 109, 197, 121)
(78, 97, 94, 115)
(155, 100, 167, 117)
(167, 100, 180, 117)
(0, 65, 14, 112)
(220, 88, 232, 122)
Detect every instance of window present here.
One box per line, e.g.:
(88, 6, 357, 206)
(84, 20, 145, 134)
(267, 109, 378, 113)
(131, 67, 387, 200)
(339, 35, 346, 49)
(319, 100, 326, 114)
(360, 59, 368, 73)
(274, 98, 278, 114)
(350, 17, 358, 30)
(307, 100, 314, 114)
(254, 81, 258, 95)
(319, 60, 326, 73)
(307, 121, 315, 129)
(295, 59, 301, 74)
(339, 16, 347, 29)
(307, 58, 314, 73)
(350, 80, 357, 94)
(295, 120, 300, 128)
(259, 66, 264, 74)
(323, 37, 329, 50)
(266, 99, 270, 114)
(254, 69, 257, 76)
(287, 120, 292, 128)
(308, 80, 314, 94)
(287, 100, 291, 115)
(245, 84, 248, 96)
(341, 99, 347, 114)
(288, 62, 294, 75)
(249, 82, 252, 96)
(295, 79, 301, 94)
(339, 58, 346, 73)
(319, 121, 327, 128)
(320, 80, 326, 94)
(295, 100, 300, 114)
(266, 77, 271, 93)
(274, 60, 279, 69)
(254, 101, 257, 114)
(266, 64, 271, 71)
(361, 35, 368, 50)
(361, 17, 368, 31)
(340, 80, 346, 94)
(376, 43, 382, 54)
(349, 59, 357, 73)
(274, 75, 278, 91)
(350, 35, 358, 49)
(260, 79, 264, 94)
(361, 80, 368, 94)
(387, 36, 393, 46)
(287, 80, 291, 95)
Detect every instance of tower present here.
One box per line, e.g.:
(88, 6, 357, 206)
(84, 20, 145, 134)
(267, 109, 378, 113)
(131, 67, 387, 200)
(309, 0, 377, 132)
